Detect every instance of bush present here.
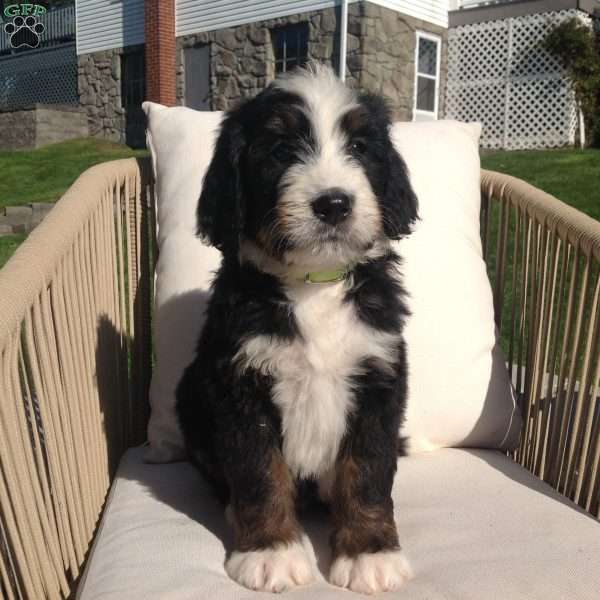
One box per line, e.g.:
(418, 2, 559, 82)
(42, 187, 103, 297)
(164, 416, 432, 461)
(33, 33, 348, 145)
(543, 18, 600, 147)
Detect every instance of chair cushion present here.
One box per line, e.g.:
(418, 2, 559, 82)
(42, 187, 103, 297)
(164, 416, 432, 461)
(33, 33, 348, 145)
(143, 100, 521, 463)
(77, 447, 600, 599)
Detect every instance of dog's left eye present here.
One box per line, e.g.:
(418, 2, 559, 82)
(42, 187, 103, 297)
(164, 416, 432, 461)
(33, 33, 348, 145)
(350, 139, 367, 155)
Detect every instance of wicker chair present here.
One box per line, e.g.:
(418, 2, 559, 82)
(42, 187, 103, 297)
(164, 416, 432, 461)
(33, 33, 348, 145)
(0, 158, 598, 599)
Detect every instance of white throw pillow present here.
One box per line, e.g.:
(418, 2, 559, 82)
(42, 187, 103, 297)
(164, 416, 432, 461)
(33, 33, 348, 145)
(144, 103, 222, 462)
(392, 122, 520, 452)
(143, 101, 521, 463)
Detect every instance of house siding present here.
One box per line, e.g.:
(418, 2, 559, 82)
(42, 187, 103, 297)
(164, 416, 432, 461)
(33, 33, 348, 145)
(75, 1, 448, 54)
(370, 0, 448, 27)
(176, 0, 448, 37)
(176, 0, 346, 36)
(75, 0, 145, 55)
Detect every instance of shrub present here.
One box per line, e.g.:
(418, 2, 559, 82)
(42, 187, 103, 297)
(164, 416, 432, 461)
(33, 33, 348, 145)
(543, 18, 600, 147)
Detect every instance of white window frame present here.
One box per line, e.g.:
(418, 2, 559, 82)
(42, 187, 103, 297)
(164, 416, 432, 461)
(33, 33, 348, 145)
(413, 31, 442, 121)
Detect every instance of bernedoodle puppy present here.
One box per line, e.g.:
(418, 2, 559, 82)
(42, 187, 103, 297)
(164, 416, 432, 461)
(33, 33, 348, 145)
(176, 64, 418, 594)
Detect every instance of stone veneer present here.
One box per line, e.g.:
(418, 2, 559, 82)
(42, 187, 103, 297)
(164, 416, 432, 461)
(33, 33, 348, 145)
(78, 2, 447, 143)
(176, 1, 447, 121)
(356, 2, 447, 120)
(78, 46, 142, 143)
(176, 6, 359, 112)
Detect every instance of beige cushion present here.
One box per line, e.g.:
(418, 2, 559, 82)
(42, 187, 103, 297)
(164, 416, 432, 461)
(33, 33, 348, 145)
(143, 100, 521, 463)
(77, 447, 600, 599)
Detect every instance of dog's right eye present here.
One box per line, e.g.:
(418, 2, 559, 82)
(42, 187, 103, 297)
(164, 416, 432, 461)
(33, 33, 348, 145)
(271, 142, 292, 163)
(350, 139, 367, 155)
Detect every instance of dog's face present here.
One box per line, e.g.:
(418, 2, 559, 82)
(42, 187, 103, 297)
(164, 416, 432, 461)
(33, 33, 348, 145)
(198, 66, 417, 268)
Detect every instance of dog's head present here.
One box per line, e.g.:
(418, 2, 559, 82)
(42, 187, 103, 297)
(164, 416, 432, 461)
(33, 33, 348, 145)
(198, 65, 417, 269)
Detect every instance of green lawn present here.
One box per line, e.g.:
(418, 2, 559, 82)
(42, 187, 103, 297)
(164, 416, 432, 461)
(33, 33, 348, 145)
(481, 149, 600, 221)
(0, 138, 148, 208)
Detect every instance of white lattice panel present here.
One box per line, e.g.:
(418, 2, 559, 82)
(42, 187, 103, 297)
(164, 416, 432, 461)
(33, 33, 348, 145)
(446, 10, 590, 150)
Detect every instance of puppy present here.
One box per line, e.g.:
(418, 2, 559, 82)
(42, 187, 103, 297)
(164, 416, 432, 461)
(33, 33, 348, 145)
(176, 65, 418, 594)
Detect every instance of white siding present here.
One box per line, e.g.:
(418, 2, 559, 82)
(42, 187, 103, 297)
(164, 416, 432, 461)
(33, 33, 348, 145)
(369, 0, 448, 28)
(176, 0, 449, 37)
(177, 0, 340, 36)
(75, 0, 448, 55)
(76, 0, 145, 55)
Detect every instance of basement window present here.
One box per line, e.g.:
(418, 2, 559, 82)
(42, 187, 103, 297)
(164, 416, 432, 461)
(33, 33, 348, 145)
(273, 23, 309, 74)
(413, 32, 441, 121)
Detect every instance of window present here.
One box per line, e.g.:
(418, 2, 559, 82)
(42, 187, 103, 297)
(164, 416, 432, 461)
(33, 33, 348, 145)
(273, 24, 309, 74)
(184, 45, 210, 110)
(413, 32, 441, 121)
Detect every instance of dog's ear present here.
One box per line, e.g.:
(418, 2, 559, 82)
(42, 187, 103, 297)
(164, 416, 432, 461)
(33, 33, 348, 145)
(356, 93, 418, 240)
(197, 112, 247, 252)
(382, 147, 419, 239)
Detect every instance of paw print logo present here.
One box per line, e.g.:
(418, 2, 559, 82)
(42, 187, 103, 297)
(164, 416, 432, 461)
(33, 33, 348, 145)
(4, 16, 45, 49)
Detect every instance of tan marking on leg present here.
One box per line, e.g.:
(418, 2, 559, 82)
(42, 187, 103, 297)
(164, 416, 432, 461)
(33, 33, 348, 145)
(330, 455, 399, 558)
(229, 450, 301, 552)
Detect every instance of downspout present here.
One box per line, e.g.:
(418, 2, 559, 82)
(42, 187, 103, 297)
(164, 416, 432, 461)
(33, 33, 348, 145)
(339, 0, 348, 82)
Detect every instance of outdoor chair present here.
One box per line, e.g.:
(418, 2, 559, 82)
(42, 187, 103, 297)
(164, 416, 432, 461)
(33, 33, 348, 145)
(0, 157, 598, 599)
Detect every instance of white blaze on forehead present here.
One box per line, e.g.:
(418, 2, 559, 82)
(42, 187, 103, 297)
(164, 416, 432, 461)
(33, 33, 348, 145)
(271, 65, 383, 266)
(274, 64, 358, 150)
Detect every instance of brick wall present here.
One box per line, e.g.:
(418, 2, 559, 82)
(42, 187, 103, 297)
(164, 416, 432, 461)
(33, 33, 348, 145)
(145, 0, 176, 106)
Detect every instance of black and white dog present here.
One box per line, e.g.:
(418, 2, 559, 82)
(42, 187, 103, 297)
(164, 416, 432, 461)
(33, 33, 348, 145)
(176, 65, 418, 594)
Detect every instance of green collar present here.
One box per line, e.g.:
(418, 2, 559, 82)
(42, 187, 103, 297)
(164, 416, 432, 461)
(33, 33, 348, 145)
(302, 266, 352, 284)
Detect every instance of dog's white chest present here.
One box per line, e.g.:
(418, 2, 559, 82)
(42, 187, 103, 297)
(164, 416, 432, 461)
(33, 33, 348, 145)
(236, 281, 397, 478)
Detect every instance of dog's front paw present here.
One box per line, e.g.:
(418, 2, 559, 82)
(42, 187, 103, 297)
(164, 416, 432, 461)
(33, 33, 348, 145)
(225, 540, 315, 593)
(330, 550, 413, 594)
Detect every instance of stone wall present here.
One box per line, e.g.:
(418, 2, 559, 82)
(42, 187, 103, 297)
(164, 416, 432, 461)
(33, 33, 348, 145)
(78, 47, 126, 142)
(0, 104, 88, 151)
(0, 107, 36, 150)
(176, 6, 362, 112)
(176, 1, 447, 120)
(78, 2, 448, 142)
(352, 3, 448, 121)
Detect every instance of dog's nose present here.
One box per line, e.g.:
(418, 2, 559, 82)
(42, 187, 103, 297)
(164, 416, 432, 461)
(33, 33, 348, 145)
(311, 189, 353, 226)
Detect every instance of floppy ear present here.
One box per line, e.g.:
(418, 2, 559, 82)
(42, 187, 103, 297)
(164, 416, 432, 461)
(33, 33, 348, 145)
(356, 93, 418, 240)
(197, 112, 247, 252)
(382, 146, 419, 239)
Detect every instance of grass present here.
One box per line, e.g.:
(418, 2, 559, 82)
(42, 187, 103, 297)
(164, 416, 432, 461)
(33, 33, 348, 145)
(0, 138, 148, 209)
(0, 233, 27, 269)
(481, 148, 600, 221)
